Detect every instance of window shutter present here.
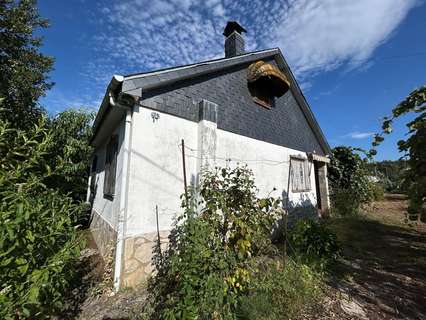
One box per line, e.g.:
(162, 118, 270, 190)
(305, 160, 311, 190)
(290, 158, 312, 192)
(103, 135, 119, 197)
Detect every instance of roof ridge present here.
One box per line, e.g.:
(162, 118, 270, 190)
(124, 48, 278, 80)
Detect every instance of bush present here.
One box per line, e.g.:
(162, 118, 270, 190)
(237, 259, 323, 320)
(146, 166, 281, 319)
(0, 119, 81, 318)
(289, 219, 340, 269)
(329, 146, 373, 215)
(330, 188, 363, 216)
(369, 182, 385, 201)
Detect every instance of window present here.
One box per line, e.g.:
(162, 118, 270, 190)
(90, 155, 98, 192)
(247, 60, 290, 109)
(248, 80, 274, 109)
(91, 155, 98, 173)
(103, 135, 119, 198)
(290, 157, 311, 192)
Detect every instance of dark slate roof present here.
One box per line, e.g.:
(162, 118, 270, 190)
(92, 48, 331, 155)
(121, 48, 278, 94)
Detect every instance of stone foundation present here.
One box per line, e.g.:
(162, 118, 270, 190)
(90, 210, 117, 259)
(123, 231, 170, 287)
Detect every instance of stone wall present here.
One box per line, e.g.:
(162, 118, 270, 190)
(122, 231, 169, 287)
(90, 210, 117, 260)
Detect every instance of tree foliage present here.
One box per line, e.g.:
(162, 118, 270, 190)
(0, 118, 81, 319)
(0, 0, 54, 130)
(45, 109, 94, 202)
(365, 160, 408, 193)
(372, 86, 426, 214)
(328, 146, 372, 215)
(0, 2, 94, 317)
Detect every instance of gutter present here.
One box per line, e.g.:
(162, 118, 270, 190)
(107, 80, 135, 292)
(90, 75, 125, 146)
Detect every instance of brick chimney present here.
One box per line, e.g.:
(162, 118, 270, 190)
(223, 21, 247, 58)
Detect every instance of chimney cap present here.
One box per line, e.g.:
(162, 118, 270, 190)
(223, 21, 247, 37)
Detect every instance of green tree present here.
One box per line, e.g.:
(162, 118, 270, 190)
(372, 85, 426, 215)
(0, 0, 54, 130)
(45, 109, 94, 202)
(328, 146, 372, 215)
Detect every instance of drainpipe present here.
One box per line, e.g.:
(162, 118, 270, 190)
(109, 83, 134, 292)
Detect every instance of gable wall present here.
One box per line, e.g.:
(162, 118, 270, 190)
(139, 58, 326, 155)
(122, 106, 319, 286)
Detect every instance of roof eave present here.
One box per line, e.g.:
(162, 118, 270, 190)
(90, 75, 124, 145)
(273, 48, 332, 156)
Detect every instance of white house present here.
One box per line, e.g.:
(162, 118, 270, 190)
(87, 21, 331, 290)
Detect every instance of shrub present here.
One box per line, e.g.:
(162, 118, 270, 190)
(289, 219, 340, 270)
(330, 188, 363, 216)
(0, 119, 81, 318)
(329, 146, 373, 215)
(147, 166, 281, 319)
(369, 182, 385, 201)
(237, 259, 323, 320)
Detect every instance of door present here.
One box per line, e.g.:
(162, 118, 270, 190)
(314, 161, 322, 211)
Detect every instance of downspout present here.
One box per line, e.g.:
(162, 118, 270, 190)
(109, 85, 134, 292)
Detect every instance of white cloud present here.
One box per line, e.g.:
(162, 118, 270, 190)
(343, 131, 375, 139)
(85, 0, 418, 88)
(273, 0, 418, 79)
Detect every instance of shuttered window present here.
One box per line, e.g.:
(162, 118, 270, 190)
(90, 155, 98, 192)
(103, 135, 119, 198)
(290, 157, 311, 192)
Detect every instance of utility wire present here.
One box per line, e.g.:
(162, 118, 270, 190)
(178, 143, 292, 165)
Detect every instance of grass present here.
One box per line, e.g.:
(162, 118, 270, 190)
(237, 258, 324, 320)
(322, 198, 426, 319)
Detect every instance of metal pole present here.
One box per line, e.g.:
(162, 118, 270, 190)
(181, 139, 188, 202)
(283, 159, 293, 267)
(156, 205, 161, 255)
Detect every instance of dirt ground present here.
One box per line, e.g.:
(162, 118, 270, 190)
(306, 195, 426, 320)
(67, 195, 426, 319)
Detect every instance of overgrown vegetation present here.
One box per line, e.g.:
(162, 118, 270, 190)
(289, 219, 340, 269)
(372, 85, 426, 217)
(0, 1, 94, 318)
(366, 160, 408, 193)
(45, 109, 94, 202)
(0, 118, 82, 318)
(146, 166, 281, 319)
(328, 146, 373, 216)
(237, 259, 323, 320)
(143, 166, 339, 319)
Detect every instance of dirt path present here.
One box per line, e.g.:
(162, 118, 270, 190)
(322, 196, 426, 319)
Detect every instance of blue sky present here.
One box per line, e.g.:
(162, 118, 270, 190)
(38, 0, 426, 160)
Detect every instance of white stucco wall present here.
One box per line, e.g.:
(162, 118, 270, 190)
(89, 117, 126, 231)
(126, 106, 199, 237)
(125, 106, 317, 238)
(215, 129, 317, 206)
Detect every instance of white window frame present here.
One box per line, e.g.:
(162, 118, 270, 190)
(290, 156, 311, 192)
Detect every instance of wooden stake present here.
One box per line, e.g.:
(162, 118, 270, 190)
(181, 139, 188, 202)
(156, 205, 161, 255)
(283, 159, 293, 267)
